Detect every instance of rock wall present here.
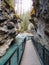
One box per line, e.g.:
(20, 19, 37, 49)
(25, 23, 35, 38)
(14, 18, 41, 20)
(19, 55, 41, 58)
(29, 0, 49, 47)
(30, 0, 49, 38)
(0, 0, 21, 57)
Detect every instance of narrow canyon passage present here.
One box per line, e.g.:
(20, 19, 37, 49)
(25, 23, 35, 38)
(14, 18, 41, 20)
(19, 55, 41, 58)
(20, 40, 41, 65)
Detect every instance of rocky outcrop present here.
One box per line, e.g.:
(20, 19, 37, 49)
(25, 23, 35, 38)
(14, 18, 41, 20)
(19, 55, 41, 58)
(30, 0, 49, 37)
(30, 0, 49, 47)
(0, 0, 21, 57)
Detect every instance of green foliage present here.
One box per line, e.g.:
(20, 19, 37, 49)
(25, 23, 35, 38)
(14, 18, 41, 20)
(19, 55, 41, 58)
(5, 0, 14, 7)
(19, 12, 30, 32)
(23, 18, 28, 31)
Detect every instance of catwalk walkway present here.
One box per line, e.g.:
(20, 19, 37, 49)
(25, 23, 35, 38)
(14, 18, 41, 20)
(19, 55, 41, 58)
(20, 40, 42, 65)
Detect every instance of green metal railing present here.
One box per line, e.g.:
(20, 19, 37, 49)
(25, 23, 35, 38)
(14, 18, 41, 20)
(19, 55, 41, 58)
(31, 37, 49, 65)
(0, 36, 26, 65)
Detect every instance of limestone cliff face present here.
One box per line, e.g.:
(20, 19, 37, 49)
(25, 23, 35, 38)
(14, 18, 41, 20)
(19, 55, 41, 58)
(0, 0, 21, 57)
(30, 0, 49, 38)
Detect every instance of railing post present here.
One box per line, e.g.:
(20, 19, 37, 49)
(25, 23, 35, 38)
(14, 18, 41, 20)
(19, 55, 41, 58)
(9, 59, 11, 65)
(17, 47, 19, 64)
(43, 45, 45, 65)
(24, 38, 26, 49)
(22, 39, 24, 51)
(23, 40, 25, 50)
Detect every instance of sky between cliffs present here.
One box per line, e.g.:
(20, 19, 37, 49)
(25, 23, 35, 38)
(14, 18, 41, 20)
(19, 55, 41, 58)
(15, 0, 32, 15)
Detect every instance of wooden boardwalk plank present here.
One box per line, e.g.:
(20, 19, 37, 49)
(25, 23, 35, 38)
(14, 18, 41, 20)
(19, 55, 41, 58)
(20, 40, 41, 65)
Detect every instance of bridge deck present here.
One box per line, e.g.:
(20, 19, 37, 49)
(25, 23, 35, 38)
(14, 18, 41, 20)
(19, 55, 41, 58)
(20, 40, 41, 65)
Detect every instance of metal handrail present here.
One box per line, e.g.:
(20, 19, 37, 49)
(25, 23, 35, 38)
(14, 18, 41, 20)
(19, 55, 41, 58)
(0, 37, 26, 65)
(31, 37, 49, 65)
